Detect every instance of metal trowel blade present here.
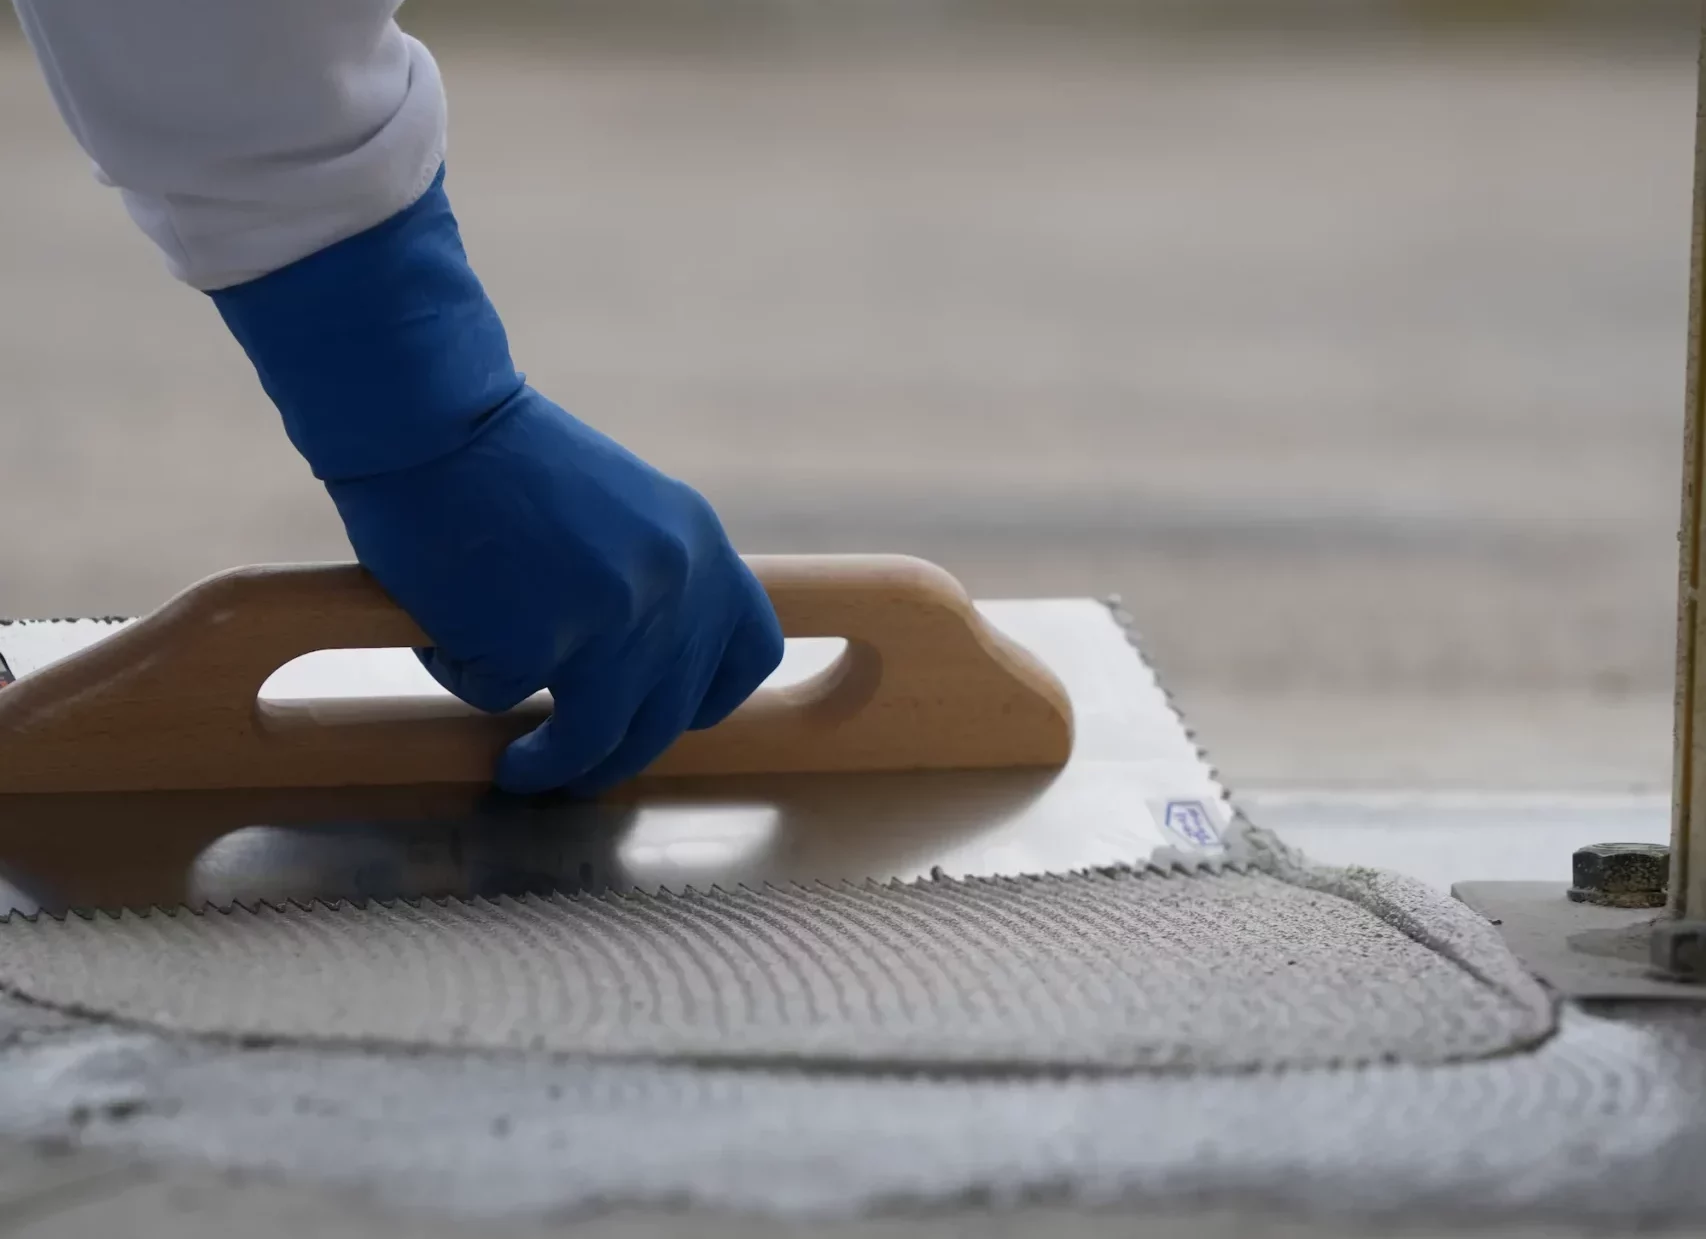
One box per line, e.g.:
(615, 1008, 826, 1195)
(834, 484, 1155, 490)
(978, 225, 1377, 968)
(0, 600, 1234, 917)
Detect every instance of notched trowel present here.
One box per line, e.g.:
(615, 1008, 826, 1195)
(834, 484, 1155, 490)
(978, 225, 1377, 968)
(0, 555, 1235, 914)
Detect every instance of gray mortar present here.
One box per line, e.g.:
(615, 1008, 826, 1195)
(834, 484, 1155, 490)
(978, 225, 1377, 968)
(1245, 825, 1559, 1034)
(0, 867, 1554, 1073)
(0, 997, 1699, 1230)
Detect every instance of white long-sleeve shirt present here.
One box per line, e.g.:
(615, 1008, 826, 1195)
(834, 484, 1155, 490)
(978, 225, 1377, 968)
(12, 0, 447, 290)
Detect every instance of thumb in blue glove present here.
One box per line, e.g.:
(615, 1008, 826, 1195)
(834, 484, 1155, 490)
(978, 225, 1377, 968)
(210, 165, 782, 796)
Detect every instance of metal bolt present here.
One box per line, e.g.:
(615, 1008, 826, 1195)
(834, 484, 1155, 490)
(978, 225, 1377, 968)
(1568, 842, 1670, 908)
(1651, 920, 1706, 981)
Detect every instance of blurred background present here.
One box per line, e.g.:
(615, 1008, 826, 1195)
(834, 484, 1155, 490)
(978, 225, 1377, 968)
(0, 2, 1695, 792)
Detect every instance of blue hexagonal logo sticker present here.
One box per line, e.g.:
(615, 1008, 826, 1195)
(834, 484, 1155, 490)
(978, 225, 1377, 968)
(1157, 799, 1224, 852)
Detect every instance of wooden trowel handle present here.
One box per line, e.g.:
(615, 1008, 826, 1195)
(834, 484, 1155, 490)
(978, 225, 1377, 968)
(0, 555, 1073, 794)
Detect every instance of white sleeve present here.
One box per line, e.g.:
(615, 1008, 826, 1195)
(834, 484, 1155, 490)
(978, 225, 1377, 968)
(11, 0, 447, 290)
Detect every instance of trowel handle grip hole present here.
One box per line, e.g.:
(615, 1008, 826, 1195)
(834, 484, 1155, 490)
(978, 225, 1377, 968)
(0, 555, 1074, 795)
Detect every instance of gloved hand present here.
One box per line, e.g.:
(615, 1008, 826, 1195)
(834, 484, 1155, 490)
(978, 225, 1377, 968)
(331, 387, 783, 796)
(209, 166, 783, 796)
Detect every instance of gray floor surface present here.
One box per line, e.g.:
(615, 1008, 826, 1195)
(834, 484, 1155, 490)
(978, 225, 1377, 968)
(0, 992, 1699, 1238)
(0, 18, 1695, 792)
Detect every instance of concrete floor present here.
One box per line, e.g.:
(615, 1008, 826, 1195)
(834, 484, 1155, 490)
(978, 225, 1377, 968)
(13, 1131, 1700, 1239)
(0, 22, 1693, 792)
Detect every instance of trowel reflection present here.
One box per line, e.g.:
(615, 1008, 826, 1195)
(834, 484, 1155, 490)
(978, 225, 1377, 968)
(0, 767, 1063, 914)
(192, 804, 783, 907)
(188, 771, 1057, 908)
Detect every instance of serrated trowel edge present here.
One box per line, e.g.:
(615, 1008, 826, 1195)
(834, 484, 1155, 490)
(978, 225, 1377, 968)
(0, 617, 132, 680)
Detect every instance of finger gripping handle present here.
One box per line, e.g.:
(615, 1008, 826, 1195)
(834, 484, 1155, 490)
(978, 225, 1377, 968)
(0, 555, 1074, 794)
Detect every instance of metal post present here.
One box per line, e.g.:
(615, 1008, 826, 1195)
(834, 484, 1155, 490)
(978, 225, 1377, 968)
(1658, 5, 1706, 976)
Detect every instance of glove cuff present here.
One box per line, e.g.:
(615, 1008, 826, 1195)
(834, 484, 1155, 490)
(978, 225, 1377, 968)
(208, 164, 524, 483)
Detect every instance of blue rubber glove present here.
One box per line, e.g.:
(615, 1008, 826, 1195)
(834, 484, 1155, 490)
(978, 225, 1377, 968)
(209, 166, 783, 796)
